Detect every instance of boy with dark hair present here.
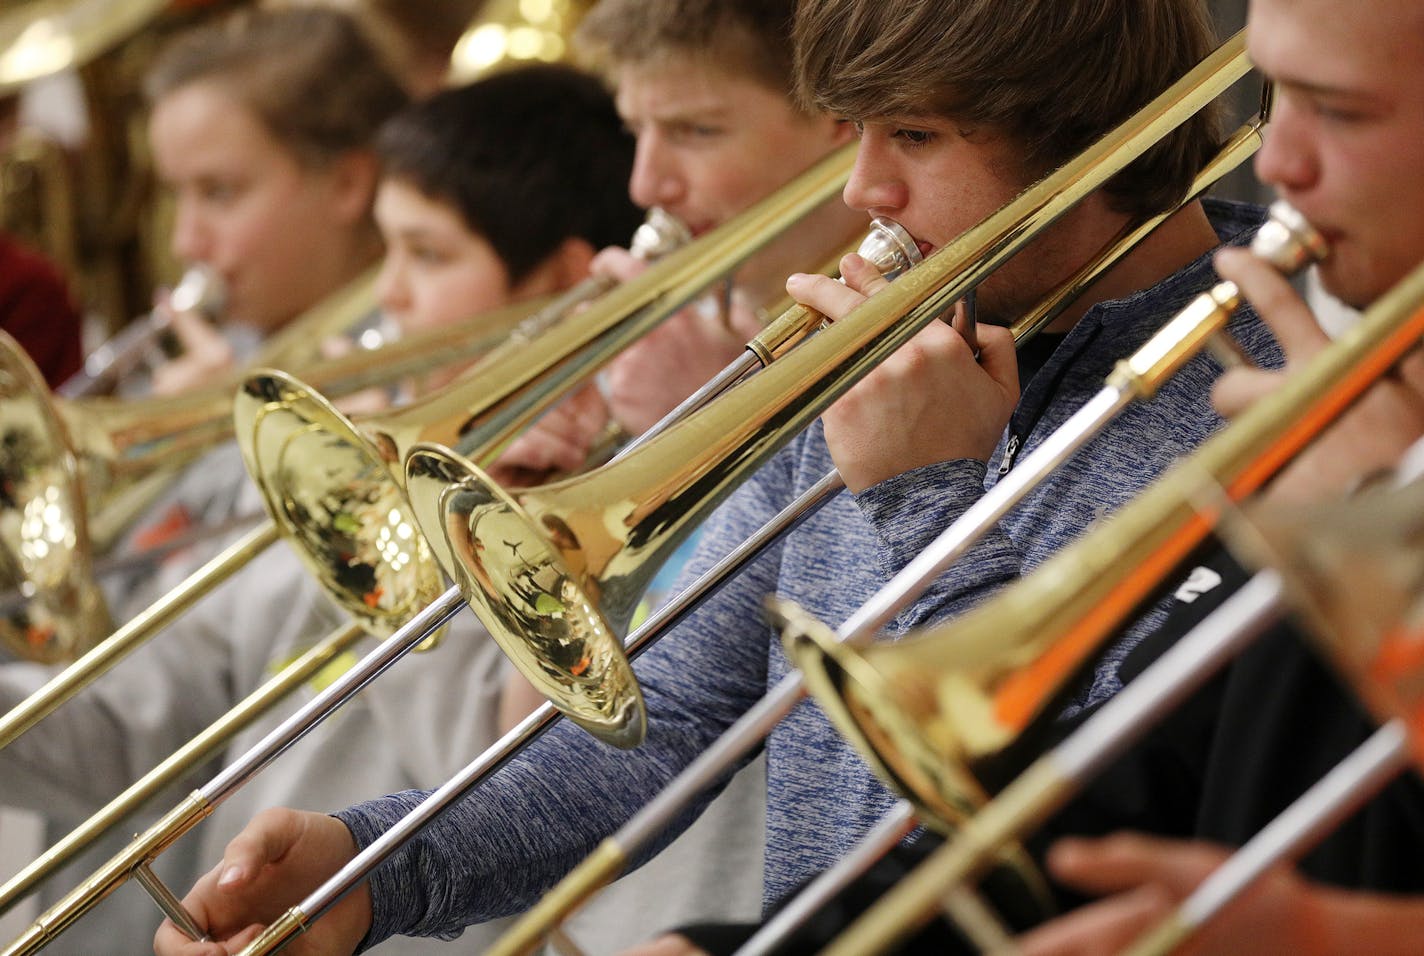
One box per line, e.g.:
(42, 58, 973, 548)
(0, 62, 667, 956)
(375, 64, 644, 297)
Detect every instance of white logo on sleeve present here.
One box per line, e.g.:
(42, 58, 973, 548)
(1173, 565, 1223, 604)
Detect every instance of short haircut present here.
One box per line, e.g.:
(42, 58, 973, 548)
(794, 0, 1223, 218)
(575, 0, 799, 96)
(144, 7, 410, 169)
(376, 63, 644, 284)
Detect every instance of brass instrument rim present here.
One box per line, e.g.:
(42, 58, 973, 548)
(406, 442, 647, 749)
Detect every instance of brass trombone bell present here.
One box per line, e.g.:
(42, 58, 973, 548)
(231, 208, 691, 638)
(0, 331, 106, 662)
(786, 252, 1424, 848)
(0, 293, 555, 663)
(405, 218, 922, 747)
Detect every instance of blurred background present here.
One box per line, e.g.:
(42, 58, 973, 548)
(0, 0, 1262, 361)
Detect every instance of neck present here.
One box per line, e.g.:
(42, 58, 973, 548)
(1037, 198, 1219, 333)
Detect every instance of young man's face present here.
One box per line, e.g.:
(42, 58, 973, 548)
(148, 81, 367, 332)
(842, 115, 1059, 325)
(373, 178, 515, 337)
(1249, 0, 1424, 308)
(614, 56, 850, 245)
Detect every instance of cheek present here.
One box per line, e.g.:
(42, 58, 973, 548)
(412, 271, 511, 333)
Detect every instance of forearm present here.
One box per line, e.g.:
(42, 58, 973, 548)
(854, 458, 1022, 632)
(342, 476, 787, 945)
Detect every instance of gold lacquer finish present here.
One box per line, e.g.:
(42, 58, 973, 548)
(405, 33, 1253, 751)
(0, 332, 107, 662)
(0, 791, 213, 956)
(788, 257, 1424, 922)
(230, 152, 848, 643)
(0, 294, 545, 663)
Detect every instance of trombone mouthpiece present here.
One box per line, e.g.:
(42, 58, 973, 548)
(857, 217, 922, 281)
(1252, 200, 1330, 274)
(167, 263, 227, 318)
(629, 207, 692, 261)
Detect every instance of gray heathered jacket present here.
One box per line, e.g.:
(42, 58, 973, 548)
(339, 199, 1281, 948)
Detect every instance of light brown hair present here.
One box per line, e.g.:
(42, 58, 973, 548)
(144, 7, 409, 169)
(575, 0, 799, 95)
(793, 0, 1223, 217)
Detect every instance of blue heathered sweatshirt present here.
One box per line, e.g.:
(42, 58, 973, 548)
(339, 199, 1281, 948)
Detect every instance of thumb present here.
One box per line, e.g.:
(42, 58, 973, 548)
(1212, 367, 1283, 419)
(167, 303, 230, 357)
(216, 809, 304, 889)
(840, 253, 892, 297)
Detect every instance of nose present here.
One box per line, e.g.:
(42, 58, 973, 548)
(842, 133, 908, 215)
(375, 253, 410, 319)
(169, 197, 212, 264)
(627, 130, 685, 211)
(1254, 101, 1319, 197)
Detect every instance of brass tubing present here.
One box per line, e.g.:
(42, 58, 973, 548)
(410, 32, 1254, 751)
(68, 293, 548, 472)
(0, 588, 465, 955)
(793, 259, 1424, 838)
(0, 522, 279, 750)
(0, 619, 366, 915)
(279, 143, 858, 476)
(0, 793, 216, 956)
(227, 168, 850, 640)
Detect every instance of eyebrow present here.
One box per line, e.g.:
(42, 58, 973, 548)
(1274, 76, 1387, 108)
(617, 99, 734, 125)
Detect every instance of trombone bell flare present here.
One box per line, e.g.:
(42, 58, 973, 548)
(233, 372, 444, 638)
(0, 330, 109, 662)
(778, 597, 1008, 834)
(404, 445, 645, 748)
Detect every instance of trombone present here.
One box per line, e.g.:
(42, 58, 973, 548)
(0, 155, 853, 952)
(192, 31, 1264, 956)
(57, 264, 226, 399)
(228, 148, 851, 641)
(790, 254, 1424, 954)
(477, 168, 1314, 956)
(0, 289, 569, 738)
